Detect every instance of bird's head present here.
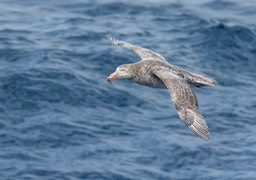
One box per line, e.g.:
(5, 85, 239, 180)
(107, 64, 133, 82)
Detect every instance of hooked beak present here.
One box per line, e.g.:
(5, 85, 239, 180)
(107, 71, 119, 82)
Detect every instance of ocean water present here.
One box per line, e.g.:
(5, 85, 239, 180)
(0, 0, 256, 179)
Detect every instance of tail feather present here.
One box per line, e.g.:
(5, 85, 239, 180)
(190, 72, 217, 87)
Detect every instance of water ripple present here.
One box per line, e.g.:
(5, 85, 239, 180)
(0, 0, 256, 179)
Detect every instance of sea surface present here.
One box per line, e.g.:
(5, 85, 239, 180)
(0, 0, 256, 179)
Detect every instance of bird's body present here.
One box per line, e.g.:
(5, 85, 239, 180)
(126, 60, 167, 88)
(107, 37, 217, 141)
(125, 59, 215, 88)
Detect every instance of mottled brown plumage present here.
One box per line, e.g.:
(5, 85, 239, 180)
(107, 37, 217, 141)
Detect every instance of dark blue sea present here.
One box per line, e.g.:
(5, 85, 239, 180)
(0, 0, 256, 179)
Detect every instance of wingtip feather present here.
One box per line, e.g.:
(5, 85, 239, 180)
(185, 109, 210, 141)
(106, 36, 121, 45)
(189, 124, 210, 141)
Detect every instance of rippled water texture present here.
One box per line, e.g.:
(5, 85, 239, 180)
(0, 0, 256, 179)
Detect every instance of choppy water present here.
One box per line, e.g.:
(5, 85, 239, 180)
(0, 0, 256, 179)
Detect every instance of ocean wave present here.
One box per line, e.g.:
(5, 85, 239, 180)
(0, 0, 256, 179)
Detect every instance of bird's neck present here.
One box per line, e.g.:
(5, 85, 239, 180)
(127, 63, 140, 80)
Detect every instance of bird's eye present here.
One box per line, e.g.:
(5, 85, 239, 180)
(120, 68, 125, 71)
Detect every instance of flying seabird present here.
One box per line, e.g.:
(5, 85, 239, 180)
(106, 37, 217, 141)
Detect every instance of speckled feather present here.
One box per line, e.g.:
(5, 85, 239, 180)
(107, 37, 217, 140)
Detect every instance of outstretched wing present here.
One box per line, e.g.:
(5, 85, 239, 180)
(108, 37, 167, 62)
(154, 68, 210, 140)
